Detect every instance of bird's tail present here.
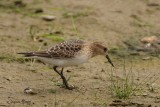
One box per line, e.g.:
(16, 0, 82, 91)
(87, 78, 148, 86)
(17, 51, 50, 58)
(17, 52, 36, 57)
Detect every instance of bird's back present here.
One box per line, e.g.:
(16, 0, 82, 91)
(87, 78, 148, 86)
(48, 39, 85, 59)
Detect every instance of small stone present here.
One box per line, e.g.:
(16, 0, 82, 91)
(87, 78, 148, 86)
(66, 70, 72, 73)
(149, 83, 159, 92)
(142, 56, 151, 60)
(24, 87, 37, 95)
(42, 15, 56, 21)
(142, 93, 148, 97)
(35, 8, 43, 13)
(38, 39, 44, 42)
(14, 0, 26, 7)
(145, 43, 152, 48)
(3, 77, 11, 81)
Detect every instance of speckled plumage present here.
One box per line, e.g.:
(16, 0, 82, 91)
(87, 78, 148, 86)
(47, 39, 85, 58)
(18, 39, 114, 89)
(20, 40, 85, 59)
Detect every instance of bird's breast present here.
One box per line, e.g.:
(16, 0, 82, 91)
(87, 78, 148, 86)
(36, 54, 90, 67)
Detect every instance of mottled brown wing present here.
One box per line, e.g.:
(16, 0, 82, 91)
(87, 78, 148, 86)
(47, 39, 85, 58)
(18, 40, 85, 58)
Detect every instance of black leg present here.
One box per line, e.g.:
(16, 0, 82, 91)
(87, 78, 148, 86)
(53, 66, 73, 90)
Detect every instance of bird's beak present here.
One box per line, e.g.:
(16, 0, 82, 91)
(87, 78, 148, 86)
(106, 53, 114, 67)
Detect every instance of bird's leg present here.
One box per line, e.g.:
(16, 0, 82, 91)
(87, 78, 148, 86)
(53, 66, 73, 90)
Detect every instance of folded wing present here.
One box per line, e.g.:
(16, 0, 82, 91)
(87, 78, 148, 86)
(18, 39, 85, 59)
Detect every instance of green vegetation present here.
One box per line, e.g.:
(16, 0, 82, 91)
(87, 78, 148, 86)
(63, 8, 92, 19)
(29, 25, 65, 43)
(41, 33, 64, 42)
(48, 89, 56, 94)
(111, 76, 134, 99)
(109, 59, 160, 99)
(109, 60, 134, 99)
(52, 81, 63, 87)
(29, 25, 40, 41)
(0, 1, 43, 17)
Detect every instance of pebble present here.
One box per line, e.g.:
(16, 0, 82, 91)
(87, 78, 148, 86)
(42, 15, 56, 21)
(142, 56, 151, 60)
(142, 92, 148, 97)
(24, 87, 37, 95)
(3, 77, 11, 81)
(14, 0, 26, 7)
(149, 83, 159, 92)
(35, 8, 43, 13)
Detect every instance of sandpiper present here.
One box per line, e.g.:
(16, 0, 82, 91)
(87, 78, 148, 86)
(18, 39, 114, 90)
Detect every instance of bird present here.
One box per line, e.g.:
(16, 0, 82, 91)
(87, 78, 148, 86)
(18, 39, 114, 90)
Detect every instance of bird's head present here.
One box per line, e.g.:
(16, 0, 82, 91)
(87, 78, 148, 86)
(92, 42, 114, 67)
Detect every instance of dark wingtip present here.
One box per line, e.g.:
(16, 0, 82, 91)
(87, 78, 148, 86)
(17, 52, 26, 54)
(17, 51, 51, 58)
(17, 52, 34, 57)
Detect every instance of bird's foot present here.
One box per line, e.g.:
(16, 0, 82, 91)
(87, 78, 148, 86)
(62, 84, 77, 90)
(53, 66, 77, 90)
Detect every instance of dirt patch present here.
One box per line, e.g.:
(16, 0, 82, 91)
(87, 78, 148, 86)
(0, 0, 160, 107)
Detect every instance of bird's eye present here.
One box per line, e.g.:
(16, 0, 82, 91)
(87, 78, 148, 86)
(104, 48, 107, 52)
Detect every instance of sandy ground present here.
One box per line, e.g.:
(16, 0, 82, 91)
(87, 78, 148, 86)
(0, 0, 160, 107)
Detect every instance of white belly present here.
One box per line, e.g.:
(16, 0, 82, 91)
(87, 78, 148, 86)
(35, 55, 90, 67)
